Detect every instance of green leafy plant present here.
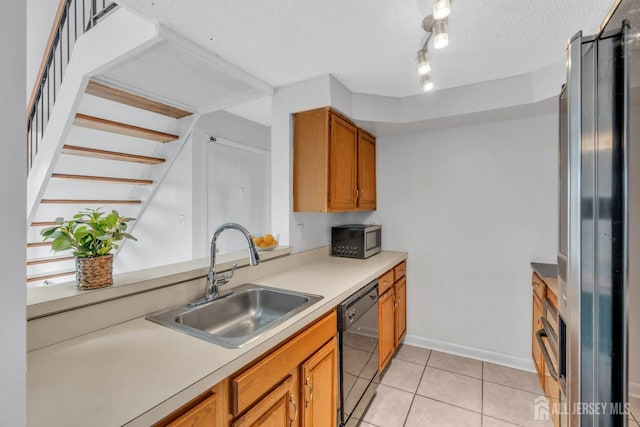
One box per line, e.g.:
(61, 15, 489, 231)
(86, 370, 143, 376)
(41, 208, 137, 258)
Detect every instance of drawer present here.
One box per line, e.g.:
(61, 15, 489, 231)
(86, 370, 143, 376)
(167, 392, 217, 427)
(231, 310, 337, 416)
(532, 273, 547, 301)
(379, 270, 394, 294)
(393, 261, 406, 282)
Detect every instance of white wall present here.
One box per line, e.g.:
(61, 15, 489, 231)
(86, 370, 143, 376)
(0, 1, 26, 425)
(370, 113, 558, 370)
(114, 136, 194, 272)
(26, 0, 60, 98)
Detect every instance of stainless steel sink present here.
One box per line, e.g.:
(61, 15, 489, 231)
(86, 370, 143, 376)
(146, 283, 323, 348)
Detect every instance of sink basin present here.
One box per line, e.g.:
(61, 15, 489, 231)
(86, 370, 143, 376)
(146, 284, 323, 348)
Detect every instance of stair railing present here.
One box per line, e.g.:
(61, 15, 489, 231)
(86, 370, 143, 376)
(26, 0, 117, 171)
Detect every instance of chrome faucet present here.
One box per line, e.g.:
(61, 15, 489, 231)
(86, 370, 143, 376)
(191, 223, 260, 306)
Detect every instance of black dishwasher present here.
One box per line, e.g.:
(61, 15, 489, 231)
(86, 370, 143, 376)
(337, 279, 379, 426)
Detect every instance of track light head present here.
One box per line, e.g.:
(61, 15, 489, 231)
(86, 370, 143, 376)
(433, 0, 451, 20)
(433, 20, 449, 49)
(420, 74, 434, 92)
(416, 50, 431, 75)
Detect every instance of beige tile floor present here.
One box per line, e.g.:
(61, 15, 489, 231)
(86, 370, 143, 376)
(353, 344, 640, 427)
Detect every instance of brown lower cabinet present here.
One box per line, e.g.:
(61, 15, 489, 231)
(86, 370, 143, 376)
(166, 390, 218, 427)
(394, 276, 407, 348)
(301, 337, 338, 427)
(378, 261, 408, 372)
(232, 375, 297, 427)
(156, 310, 338, 427)
(378, 288, 396, 371)
(531, 271, 560, 427)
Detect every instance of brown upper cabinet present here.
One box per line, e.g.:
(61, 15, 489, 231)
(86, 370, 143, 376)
(293, 107, 377, 212)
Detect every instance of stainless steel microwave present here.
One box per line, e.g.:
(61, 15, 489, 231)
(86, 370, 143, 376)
(331, 225, 381, 259)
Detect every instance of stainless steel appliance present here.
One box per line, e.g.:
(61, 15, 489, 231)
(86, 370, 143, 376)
(558, 1, 639, 424)
(337, 280, 379, 426)
(332, 225, 381, 259)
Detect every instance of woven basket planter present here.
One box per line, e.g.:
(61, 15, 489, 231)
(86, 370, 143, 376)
(75, 254, 113, 290)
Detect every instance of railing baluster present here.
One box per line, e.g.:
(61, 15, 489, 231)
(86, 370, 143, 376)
(67, 12, 70, 68)
(46, 72, 49, 123)
(52, 50, 56, 104)
(59, 26, 63, 82)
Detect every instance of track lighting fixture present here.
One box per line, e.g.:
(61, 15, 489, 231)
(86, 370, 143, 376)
(414, 0, 452, 92)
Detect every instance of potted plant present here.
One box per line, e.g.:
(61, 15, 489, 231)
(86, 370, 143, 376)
(41, 208, 137, 290)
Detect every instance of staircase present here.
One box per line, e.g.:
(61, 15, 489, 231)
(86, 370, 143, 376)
(25, 4, 272, 287)
(27, 79, 195, 286)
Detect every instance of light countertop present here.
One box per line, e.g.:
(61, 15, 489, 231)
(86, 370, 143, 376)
(27, 250, 407, 427)
(531, 262, 558, 296)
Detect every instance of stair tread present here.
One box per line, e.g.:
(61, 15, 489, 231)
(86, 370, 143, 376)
(27, 255, 75, 266)
(74, 113, 179, 142)
(86, 81, 192, 119)
(51, 173, 153, 185)
(62, 145, 165, 165)
(41, 199, 142, 204)
(27, 269, 75, 282)
(31, 221, 59, 227)
(27, 241, 52, 248)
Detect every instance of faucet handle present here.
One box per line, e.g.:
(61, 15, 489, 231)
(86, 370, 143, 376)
(227, 263, 237, 279)
(218, 263, 237, 284)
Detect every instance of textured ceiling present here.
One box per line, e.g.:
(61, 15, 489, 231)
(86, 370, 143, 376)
(116, 0, 613, 98)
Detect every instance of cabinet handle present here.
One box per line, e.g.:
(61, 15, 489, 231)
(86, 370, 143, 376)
(355, 187, 359, 201)
(536, 329, 559, 381)
(305, 377, 313, 408)
(392, 295, 396, 311)
(289, 392, 297, 427)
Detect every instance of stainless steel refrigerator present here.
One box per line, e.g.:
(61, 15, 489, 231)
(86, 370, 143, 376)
(558, 1, 639, 426)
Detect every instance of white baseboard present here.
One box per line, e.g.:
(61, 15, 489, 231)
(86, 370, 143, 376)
(630, 382, 640, 399)
(402, 334, 536, 373)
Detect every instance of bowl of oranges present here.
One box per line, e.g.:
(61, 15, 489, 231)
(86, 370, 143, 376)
(252, 233, 279, 251)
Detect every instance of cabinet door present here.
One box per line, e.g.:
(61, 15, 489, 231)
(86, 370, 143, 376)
(378, 288, 395, 372)
(300, 337, 338, 427)
(394, 277, 407, 348)
(328, 113, 358, 211)
(167, 392, 217, 427)
(233, 375, 297, 427)
(357, 131, 376, 210)
(532, 294, 545, 388)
